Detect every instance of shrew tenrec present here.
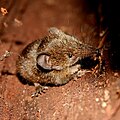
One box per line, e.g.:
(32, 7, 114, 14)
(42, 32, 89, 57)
(16, 27, 98, 96)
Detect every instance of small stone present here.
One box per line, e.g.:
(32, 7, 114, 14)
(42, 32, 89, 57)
(95, 98, 99, 102)
(102, 102, 107, 108)
(114, 72, 119, 77)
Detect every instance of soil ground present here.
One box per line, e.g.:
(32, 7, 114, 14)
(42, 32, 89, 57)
(0, 0, 120, 120)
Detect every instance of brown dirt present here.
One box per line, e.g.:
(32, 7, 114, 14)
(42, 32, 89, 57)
(0, 0, 120, 120)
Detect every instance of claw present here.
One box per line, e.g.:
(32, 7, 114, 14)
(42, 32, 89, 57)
(31, 83, 48, 97)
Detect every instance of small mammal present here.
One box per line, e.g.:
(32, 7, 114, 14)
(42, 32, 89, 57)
(16, 27, 98, 96)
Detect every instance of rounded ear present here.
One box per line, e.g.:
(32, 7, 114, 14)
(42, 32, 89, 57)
(37, 53, 63, 71)
(37, 54, 52, 70)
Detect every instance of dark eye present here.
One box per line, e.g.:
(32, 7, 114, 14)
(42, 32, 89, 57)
(68, 53, 72, 58)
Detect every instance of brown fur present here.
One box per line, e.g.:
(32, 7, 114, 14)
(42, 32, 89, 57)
(16, 27, 96, 86)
